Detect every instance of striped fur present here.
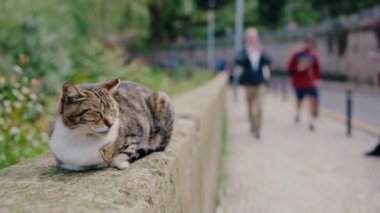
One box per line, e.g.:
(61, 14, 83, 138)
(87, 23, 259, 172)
(49, 79, 174, 171)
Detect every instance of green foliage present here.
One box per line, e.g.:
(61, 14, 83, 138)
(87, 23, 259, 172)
(243, 1, 260, 27)
(282, 0, 378, 27)
(195, 0, 234, 10)
(192, 0, 380, 38)
(0, 0, 214, 170)
(172, 66, 194, 81)
(2, 0, 375, 47)
(121, 1, 151, 39)
(0, 17, 72, 94)
(283, 0, 321, 26)
(0, 66, 48, 169)
(309, 0, 379, 17)
(147, 0, 196, 42)
(258, 0, 287, 28)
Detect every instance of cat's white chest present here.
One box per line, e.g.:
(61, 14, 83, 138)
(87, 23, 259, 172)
(49, 117, 119, 171)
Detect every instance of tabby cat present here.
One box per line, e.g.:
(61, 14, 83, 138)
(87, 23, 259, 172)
(49, 79, 174, 171)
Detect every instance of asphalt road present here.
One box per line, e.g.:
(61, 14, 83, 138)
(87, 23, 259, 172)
(271, 78, 380, 129)
(319, 87, 380, 128)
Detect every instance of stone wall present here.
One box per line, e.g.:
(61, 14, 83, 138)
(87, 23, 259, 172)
(265, 30, 380, 84)
(0, 74, 226, 213)
(135, 29, 380, 85)
(134, 45, 235, 69)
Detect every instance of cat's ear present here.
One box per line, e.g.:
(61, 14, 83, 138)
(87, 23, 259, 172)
(100, 78, 120, 93)
(61, 83, 86, 102)
(57, 83, 86, 113)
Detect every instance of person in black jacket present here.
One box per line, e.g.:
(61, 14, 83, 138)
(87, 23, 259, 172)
(235, 28, 271, 139)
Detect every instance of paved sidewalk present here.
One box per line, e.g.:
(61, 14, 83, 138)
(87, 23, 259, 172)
(219, 88, 380, 213)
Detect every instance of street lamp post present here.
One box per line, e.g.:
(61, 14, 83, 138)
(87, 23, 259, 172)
(234, 0, 244, 53)
(233, 0, 245, 100)
(207, 0, 216, 72)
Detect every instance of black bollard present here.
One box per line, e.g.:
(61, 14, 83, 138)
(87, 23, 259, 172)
(346, 89, 352, 136)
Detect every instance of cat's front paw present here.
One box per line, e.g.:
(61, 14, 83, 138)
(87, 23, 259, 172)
(111, 154, 130, 170)
(114, 161, 130, 170)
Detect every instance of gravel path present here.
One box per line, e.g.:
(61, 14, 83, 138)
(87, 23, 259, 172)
(218, 88, 380, 213)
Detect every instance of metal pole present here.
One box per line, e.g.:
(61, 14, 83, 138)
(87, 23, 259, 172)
(207, 0, 216, 72)
(234, 0, 244, 53)
(346, 89, 352, 136)
(233, 0, 245, 101)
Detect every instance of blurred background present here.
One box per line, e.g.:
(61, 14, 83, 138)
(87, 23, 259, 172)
(0, 0, 379, 169)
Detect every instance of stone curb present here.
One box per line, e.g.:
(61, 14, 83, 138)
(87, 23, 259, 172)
(0, 74, 227, 213)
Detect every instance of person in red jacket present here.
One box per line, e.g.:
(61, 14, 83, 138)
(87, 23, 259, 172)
(287, 37, 320, 130)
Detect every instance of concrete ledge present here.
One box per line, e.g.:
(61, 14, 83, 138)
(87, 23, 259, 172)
(0, 74, 227, 213)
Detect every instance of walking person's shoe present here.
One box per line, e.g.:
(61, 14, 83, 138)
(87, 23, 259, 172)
(295, 110, 301, 124)
(295, 115, 300, 124)
(308, 116, 317, 131)
(250, 125, 260, 139)
(309, 123, 315, 131)
(255, 131, 260, 139)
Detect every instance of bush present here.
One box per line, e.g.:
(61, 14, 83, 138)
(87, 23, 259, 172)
(0, 1, 214, 170)
(0, 66, 48, 169)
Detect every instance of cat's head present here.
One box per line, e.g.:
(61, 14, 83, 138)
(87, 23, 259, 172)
(57, 79, 120, 135)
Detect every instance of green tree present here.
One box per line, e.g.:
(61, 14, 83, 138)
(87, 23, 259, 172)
(147, 0, 195, 42)
(195, 0, 235, 10)
(258, 0, 287, 28)
(121, 0, 151, 39)
(283, 0, 321, 26)
(310, 0, 379, 17)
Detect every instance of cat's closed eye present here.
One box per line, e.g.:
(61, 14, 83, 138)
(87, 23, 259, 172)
(84, 111, 102, 122)
(74, 109, 91, 117)
(88, 111, 102, 117)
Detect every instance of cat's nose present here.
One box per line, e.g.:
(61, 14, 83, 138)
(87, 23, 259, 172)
(103, 118, 113, 128)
